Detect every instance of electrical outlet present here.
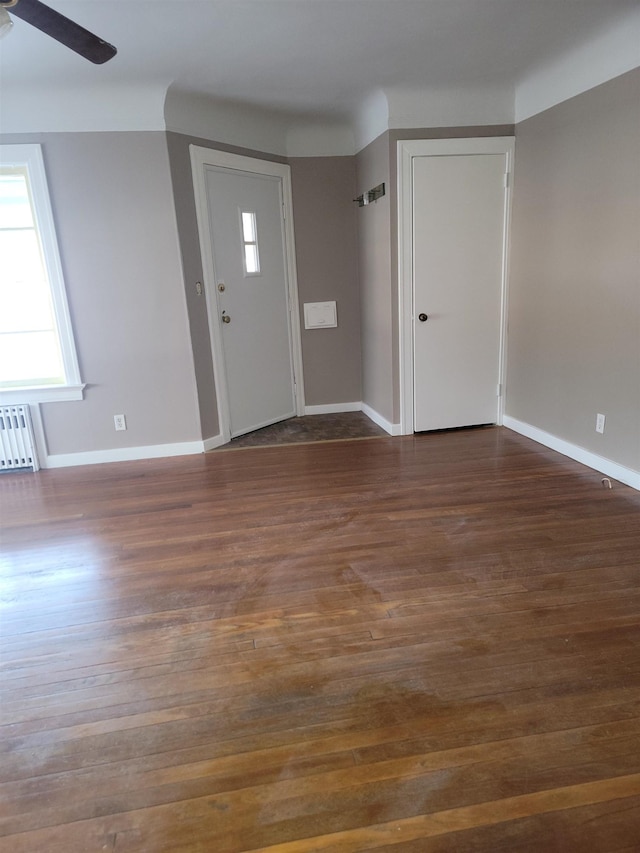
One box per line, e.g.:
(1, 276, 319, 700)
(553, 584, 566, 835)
(595, 413, 605, 434)
(114, 414, 127, 431)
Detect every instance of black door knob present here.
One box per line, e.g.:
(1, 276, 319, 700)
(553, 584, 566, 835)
(418, 313, 429, 322)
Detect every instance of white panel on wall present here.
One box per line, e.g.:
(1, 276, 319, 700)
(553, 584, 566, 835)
(304, 301, 337, 329)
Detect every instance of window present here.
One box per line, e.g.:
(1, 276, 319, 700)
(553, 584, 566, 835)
(241, 210, 260, 275)
(0, 144, 83, 403)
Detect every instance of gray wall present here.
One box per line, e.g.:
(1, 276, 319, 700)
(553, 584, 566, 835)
(166, 131, 218, 440)
(1, 131, 201, 455)
(289, 157, 361, 405)
(355, 132, 394, 423)
(8, 87, 635, 465)
(507, 69, 640, 471)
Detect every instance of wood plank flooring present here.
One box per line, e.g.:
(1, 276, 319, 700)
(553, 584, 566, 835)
(1, 426, 640, 852)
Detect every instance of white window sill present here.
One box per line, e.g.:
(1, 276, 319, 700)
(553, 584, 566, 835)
(0, 384, 85, 404)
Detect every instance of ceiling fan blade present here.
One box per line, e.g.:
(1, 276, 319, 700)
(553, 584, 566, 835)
(7, 0, 117, 64)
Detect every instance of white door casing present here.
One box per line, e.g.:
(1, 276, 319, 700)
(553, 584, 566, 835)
(397, 137, 514, 435)
(206, 166, 295, 437)
(190, 147, 305, 443)
(413, 152, 505, 431)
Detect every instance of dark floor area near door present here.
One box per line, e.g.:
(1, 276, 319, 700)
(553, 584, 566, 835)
(221, 410, 388, 448)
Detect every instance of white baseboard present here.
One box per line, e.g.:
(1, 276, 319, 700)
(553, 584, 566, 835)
(39, 406, 406, 469)
(304, 402, 362, 415)
(44, 440, 208, 469)
(503, 415, 640, 491)
(303, 400, 400, 436)
(361, 403, 401, 436)
(203, 434, 226, 452)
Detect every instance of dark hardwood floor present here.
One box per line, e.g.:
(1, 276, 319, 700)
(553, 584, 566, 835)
(1, 427, 640, 852)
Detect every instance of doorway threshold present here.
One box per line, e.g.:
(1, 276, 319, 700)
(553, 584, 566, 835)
(215, 412, 388, 451)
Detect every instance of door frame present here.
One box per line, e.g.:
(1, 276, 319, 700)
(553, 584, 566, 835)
(190, 146, 305, 444)
(397, 137, 515, 435)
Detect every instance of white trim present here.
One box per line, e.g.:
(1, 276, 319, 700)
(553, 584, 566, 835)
(503, 416, 640, 491)
(305, 400, 399, 433)
(203, 434, 226, 452)
(189, 146, 305, 445)
(0, 384, 85, 404)
(0, 144, 83, 395)
(397, 137, 515, 436)
(279, 165, 306, 415)
(191, 159, 232, 444)
(42, 434, 229, 468)
(497, 144, 515, 428)
(43, 440, 208, 469)
(361, 403, 401, 436)
(304, 402, 362, 415)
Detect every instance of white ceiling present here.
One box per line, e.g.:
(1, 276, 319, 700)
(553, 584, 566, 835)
(1, 0, 638, 149)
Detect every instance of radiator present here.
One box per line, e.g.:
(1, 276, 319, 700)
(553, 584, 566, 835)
(0, 405, 40, 472)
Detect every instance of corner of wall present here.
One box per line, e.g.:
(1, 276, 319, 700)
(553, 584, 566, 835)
(163, 88, 289, 156)
(515, 6, 640, 122)
(353, 90, 390, 154)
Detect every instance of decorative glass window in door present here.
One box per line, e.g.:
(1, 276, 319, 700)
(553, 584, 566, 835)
(241, 211, 260, 275)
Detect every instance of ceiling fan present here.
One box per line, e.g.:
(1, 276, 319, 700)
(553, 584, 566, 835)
(0, 0, 117, 64)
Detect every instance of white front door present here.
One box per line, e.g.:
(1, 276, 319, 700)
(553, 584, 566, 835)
(204, 165, 297, 438)
(411, 146, 510, 432)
